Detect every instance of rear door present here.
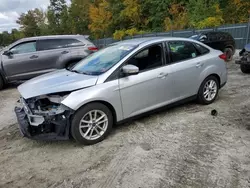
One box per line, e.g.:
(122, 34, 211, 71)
(2, 40, 42, 81)
(36, 38, 79, 70)
(167, 40, 207, 100)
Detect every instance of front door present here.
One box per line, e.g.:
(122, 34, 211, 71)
(2, 41, 41, 81)
(119, 43, 174, 119)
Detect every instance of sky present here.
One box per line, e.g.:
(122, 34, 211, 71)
(0, 0, 70, 33)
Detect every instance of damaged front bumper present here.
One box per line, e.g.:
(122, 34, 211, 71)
(235, 52, 250, 65)
(15, 97, 74, 141)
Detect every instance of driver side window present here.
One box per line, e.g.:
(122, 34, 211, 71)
(127, 44, 163, 72)
(10, 41, 37, 55)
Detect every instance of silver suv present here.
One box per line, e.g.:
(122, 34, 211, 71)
(0, 35, 97, 89)
(15, 37, 227, 145)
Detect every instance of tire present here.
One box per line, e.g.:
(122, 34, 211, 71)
(71, 103, 113, 145)
(240, 64, 250, 74)
(224, 48, 233, 62)
(197, 76, 219, 105)
(0, 75, 4, 90)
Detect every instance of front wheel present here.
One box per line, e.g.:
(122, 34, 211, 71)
(0, 75, 4, 90)
(71, 103, 113, 145)
(197, 76, 219, 105)
(240, 64, 250, 74)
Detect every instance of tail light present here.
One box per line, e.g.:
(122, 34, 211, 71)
(219, 53, 227, 61)
(88, 46, 98, 52)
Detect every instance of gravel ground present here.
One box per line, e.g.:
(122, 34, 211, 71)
(0, 60, 250, 188)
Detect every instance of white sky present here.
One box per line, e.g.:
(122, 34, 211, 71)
(0, 0, 70, 33)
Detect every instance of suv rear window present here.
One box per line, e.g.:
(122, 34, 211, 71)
(37, 39, 82, 51)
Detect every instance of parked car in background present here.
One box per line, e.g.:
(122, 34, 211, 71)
(15, 37, 227, 145)
(190, 31, 235, 61)
(0, 35, 97, 90)
(235, 43, 250, 73)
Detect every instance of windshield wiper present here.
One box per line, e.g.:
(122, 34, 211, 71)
(71, 70, 81, 74)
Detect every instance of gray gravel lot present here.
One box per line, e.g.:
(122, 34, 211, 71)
(0, 60, 250, 188)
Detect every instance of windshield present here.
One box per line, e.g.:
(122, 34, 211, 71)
(72, 44, 137, 75)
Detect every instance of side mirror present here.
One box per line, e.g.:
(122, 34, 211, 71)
(199, 35, 207, 42)
(122, 65, 139, 76)
(3, 50, 12, 56)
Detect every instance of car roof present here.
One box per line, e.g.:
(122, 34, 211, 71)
(113, 37, 199, 46)
(16, 35, 89, 42)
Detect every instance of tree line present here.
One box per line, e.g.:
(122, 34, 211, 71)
(0, 0, 250, 46)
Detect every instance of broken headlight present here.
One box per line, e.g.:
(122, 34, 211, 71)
(26, 94, 69, 116)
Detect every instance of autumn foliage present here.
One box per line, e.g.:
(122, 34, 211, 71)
(1, 0, 250, 46)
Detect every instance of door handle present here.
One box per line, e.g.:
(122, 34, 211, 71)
(157, 72, 168, 79)
(61, 51, 69, 54)
(196, 62, 204, 68)
(30, 55, 38, 59)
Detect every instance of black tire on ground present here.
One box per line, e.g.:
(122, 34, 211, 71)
(240, 64, 250, 74)
(197, 75, 219, 105)
(224, 48, 233, 62)
(0, 75, 4, 90)
(71, 103, 113, 145)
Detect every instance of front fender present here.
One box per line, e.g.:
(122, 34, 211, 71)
(61, 80, 123, 121)
(0, 58, 7, 83)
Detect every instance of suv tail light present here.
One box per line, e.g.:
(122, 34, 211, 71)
(219, 53, 227, 61)
(88, 47, 98, 52)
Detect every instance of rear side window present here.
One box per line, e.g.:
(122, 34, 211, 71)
(168, 41, 199, 63)
(37, 39, 82, 51)
(193, 43, 209, 55)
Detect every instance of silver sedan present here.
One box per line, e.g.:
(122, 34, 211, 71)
(15, 37, 227, 145)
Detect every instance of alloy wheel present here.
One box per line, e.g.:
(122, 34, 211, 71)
(79, 110, 108, 140)
(203, 80, 218, 101)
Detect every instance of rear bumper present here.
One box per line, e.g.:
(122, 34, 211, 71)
(14, 107, 72, 141)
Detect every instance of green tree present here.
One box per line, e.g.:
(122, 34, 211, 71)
(164, 3, 189, 31)
(188, 0, 224, 28)
(0, 31, 12, 46)
(222, 0, 250, 24)
(47, 0, 69, 34)
(11, 29, 24, 42)
(16, 8, 46, 37)
(121, 0, 144, 29)
(88, 0, 112, 38)
(69, 0, 90, 34)
(141, 0, 171, 31)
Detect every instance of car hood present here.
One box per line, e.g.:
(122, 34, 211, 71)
(18, 69, 98, 99)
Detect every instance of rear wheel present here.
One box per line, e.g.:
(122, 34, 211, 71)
(71, 103, 113, 145)
(224, 48, 233, 62)
(197, 76, 219, 105)
(240, 64, 250, 74)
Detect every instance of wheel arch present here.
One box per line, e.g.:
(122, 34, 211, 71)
(224, 44, 235, 54)
(74, 100, 117, 124)
(198, 72, 221, 94)
(209, 73, 221, 87)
